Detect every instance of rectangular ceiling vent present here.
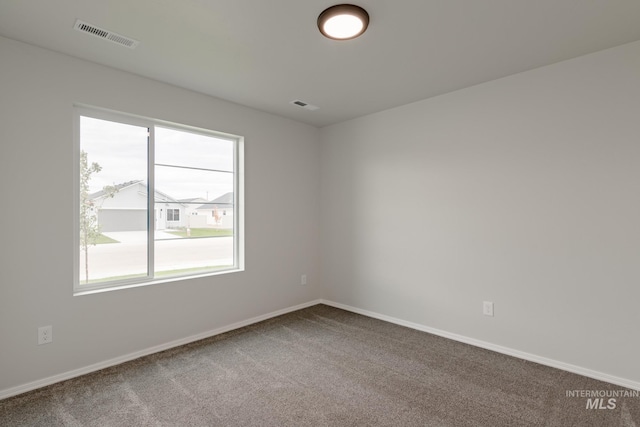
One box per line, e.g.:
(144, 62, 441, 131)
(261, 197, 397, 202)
(290, 100, 319, 111)
(74, 19, 139, 49)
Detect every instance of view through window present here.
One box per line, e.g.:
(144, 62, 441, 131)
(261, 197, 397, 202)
(76, 108, 241, 292)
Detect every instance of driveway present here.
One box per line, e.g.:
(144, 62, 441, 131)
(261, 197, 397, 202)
(101, 230, 181, 243)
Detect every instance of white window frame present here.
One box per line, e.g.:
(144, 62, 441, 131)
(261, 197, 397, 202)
(73, 105, 244, 295)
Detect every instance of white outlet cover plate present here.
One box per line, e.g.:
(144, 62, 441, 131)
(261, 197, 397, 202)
(38, 326, 53, 345)
(483, 301, 494, 316)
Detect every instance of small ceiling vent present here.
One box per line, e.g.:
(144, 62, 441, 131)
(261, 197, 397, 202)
(74, 19, 139, 49)
(290, 100, 319, 111)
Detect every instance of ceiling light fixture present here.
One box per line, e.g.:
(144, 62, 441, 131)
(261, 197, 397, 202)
(317, 4, 369, 40)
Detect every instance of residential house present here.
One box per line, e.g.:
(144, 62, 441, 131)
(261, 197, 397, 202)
(90, 180, 186, 231)
(195, 192, 234, 228)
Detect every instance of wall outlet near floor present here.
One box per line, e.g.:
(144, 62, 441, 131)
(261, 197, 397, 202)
(38, 325, 53, 345)
(483, 301, 494, 317)
(300, 274, 307, 285)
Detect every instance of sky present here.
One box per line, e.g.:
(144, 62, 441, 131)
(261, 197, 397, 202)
(81, 116, 235, 201)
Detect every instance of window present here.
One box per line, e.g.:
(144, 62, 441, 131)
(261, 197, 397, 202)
(167, 209, 180, 222)
(74, 106, 243, 293)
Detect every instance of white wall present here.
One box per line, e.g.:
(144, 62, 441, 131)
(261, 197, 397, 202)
(0, 36, 321, 394)
(321, 41, 640, 385)
(2, 33, 639, 396)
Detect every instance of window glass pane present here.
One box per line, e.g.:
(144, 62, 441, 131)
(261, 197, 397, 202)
(154, 236, 235, 278)
(79, 116, 148, 285)
(154, 127, 235, 277)
(154, 165, 234, 203)
(155, 126, 234, 172)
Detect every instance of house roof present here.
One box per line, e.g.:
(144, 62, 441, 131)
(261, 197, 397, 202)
(154, 187, 183, 204)
(89, 180, 142, 199)
(195, 192, 234, 210)
(90, 180, 184, 205)
(178, 197, 208, 205)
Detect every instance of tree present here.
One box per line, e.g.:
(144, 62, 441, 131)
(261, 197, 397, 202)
(79, 150, 117, 283)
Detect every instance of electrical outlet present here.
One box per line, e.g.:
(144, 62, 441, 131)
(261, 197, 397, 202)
(301, 274, 307, 285)
(38, 325, 53, 345)
(483, 301, 494, 317)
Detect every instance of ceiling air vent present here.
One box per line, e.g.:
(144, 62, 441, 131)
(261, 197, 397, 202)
(290, 100, 319, 111)
(74, 19, 139, 49)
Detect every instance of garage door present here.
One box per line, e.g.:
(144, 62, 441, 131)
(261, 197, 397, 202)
(99, 209, 147, 232)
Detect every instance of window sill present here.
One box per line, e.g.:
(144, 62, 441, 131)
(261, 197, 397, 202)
(73, 267, 244, 296)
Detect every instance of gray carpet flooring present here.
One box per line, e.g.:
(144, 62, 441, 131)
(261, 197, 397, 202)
(1, 304, 638, 426)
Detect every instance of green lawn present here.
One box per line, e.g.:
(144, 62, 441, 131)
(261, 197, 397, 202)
(95, 234, 120, 244)
(166, 228, 233, 238)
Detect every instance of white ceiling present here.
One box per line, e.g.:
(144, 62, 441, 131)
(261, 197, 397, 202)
(2, 0, 640, 127)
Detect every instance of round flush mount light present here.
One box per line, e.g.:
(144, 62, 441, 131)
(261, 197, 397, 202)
(317, 4, 369, 40)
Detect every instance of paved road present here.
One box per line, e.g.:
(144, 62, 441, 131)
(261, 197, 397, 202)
(79, 231, 234, 282)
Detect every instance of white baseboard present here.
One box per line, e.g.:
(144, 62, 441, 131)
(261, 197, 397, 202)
(0, 299, 323, 401)
(3, 298, 637, 400)
(320, 299, 640, 392)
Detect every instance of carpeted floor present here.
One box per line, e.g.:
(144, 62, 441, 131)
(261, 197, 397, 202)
(1, 304, 638, 426)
